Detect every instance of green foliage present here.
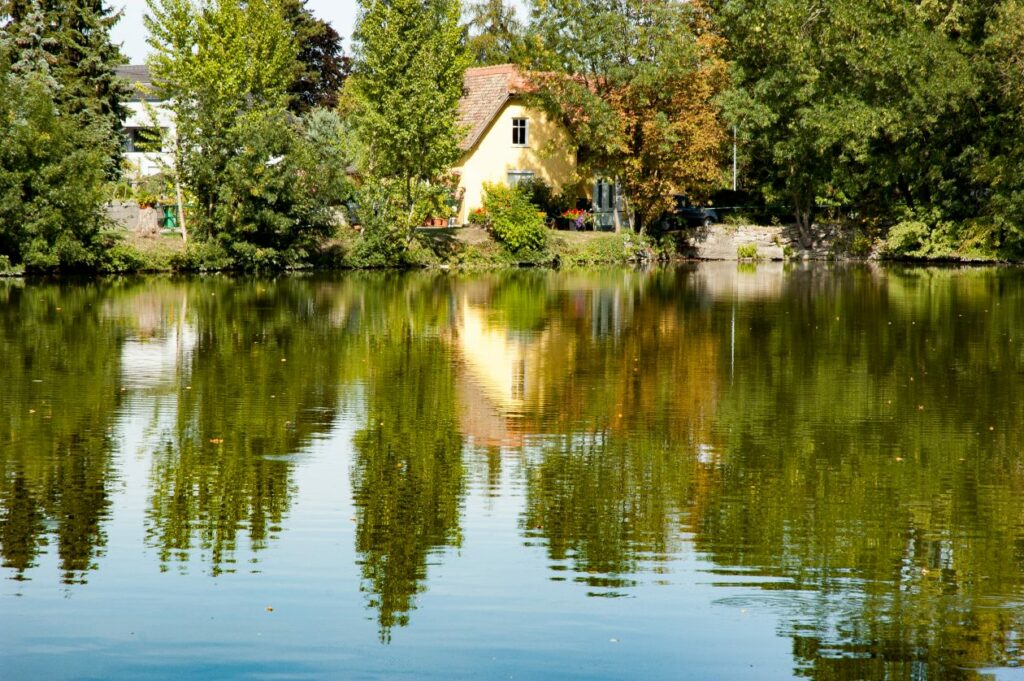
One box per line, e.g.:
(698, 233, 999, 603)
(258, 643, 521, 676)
(481, 183, 549, 254)
(556, 232, 654, 266)
(0, 22, 113, 272)
(146, 0, 351, 270)
(736, 243, 760, 260)
(718, 0, 980, 244)
(208, 110, 337, 269)
(169, 240, 234, 272)
(4, 0, 129, 176)
(466, 0, 527, 66)
(347, 0, 470, 237)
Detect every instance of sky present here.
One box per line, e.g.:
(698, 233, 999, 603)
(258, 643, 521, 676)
(111, 0, 525, 65)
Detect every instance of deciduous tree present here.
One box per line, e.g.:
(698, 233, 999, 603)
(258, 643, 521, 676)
(466, 0, 526, 66)
(529, 0, 729, 232)
(146, 0, 343, 268)
(347, 0, 470, 245)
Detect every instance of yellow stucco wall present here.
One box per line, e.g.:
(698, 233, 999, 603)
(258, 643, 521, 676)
(454, 100, 576, 225)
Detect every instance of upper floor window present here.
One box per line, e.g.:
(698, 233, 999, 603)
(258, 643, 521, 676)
(123, 127, 165, 153)
(512, 118, 528, 146)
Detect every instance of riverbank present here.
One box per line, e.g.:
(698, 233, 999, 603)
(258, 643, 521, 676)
(0, 222, 1010, 277)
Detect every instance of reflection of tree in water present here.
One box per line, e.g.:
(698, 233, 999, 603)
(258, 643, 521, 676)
(0, 283, 124, 584)
(519, 271, 719, 587)
(145, 279, 344, 576)
(693, 267, 1024, 678)
(351, 328, 464, 642)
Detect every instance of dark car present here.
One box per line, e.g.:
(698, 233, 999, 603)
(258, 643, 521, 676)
(666, 195, 720, 228)
(652, 196, 720, 232)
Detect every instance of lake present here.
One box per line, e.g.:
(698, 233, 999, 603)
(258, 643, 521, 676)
(2, 264, 1024, 680)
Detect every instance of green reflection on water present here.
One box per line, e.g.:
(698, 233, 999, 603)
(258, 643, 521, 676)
(1, 266, 1024, 677)
(0, 281, 125, 583)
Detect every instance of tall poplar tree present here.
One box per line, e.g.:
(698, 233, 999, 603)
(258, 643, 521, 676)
(347, 0, 470, 243)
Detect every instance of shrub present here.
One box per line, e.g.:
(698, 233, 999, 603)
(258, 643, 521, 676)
(884, 221, 929, 257)
(482, 183, 548, 253)
(170, 240, 234, 271)
(737, 243, 760, 260)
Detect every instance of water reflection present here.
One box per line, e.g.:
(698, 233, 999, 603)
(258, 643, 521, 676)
(141, 280, 346, 575)
(0, 282, 124, 584)
(2, 267, 1024, 678)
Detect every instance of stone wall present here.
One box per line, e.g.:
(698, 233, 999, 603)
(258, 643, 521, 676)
(106, 202, 162, 235)
(682, 224, 843, 261)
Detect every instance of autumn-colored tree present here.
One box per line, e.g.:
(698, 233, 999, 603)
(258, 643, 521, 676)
(528, 0, 728, 231)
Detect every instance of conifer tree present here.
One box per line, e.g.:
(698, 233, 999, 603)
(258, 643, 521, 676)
(0, 6, 112, 271)
(2, 0, 128, 176)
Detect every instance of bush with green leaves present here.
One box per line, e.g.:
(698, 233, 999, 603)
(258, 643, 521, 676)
(736, 243, 760, 260)
(201, 109, 341, 270)
(481, 183, 549, 253)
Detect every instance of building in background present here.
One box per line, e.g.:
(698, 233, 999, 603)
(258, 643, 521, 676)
(116, 65, 175, 179)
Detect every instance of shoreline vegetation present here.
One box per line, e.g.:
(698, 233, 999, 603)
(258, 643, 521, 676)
(0, 223, 1013, 279)
(4, 0, 1024, 277)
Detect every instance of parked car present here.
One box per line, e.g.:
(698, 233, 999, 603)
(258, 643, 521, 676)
(659, 195, 720, 229)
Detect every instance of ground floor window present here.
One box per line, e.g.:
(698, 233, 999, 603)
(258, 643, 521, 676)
(507, 170, 534, 187)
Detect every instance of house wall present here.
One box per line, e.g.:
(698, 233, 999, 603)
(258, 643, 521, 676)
(123, 101, 176, 179)
(454, 101, 576, 225)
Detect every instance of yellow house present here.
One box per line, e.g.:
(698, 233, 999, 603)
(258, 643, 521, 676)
(453, 65, 578, 226)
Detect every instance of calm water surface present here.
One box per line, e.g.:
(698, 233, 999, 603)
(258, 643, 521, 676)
(2, 264, 1024, 680)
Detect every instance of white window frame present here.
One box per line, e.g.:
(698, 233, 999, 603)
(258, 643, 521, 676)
(512, 117, 529, 147)
(507, 170, 535, 187)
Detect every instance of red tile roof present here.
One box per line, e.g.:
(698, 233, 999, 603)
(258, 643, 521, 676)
(459, 64, 531, 151)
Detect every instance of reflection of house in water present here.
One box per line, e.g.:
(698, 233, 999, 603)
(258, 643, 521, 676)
(104, 289, 196, 392)
(454, 298, 541, 449)
(450, 277, 636, 448)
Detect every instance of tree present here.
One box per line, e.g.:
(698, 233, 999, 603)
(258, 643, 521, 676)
(347, 0, 470, 245)
(717, 0, 977, 245)
(528, 0, 729, 231)
(466, 0, 526, 66)
(972, 0, 1024, 252)
(3, 0, 128, 175)
(281, 0, 349, 112)
(146, 0, 343, 268)
(0, 7, 114, 271)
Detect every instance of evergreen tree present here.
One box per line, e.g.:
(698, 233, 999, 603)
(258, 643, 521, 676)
(2, 0, 128, 176)
(0, 7, 112, 271)
(282, 0, 349, 113)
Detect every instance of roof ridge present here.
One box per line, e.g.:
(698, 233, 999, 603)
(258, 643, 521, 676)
(464, 63, 519, 76)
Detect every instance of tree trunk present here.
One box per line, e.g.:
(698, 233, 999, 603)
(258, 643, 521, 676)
(794, 196, 814, 248)
(176, 178, 188, 244)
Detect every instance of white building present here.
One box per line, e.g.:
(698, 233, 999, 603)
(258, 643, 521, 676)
(116, 65, 175, 179)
